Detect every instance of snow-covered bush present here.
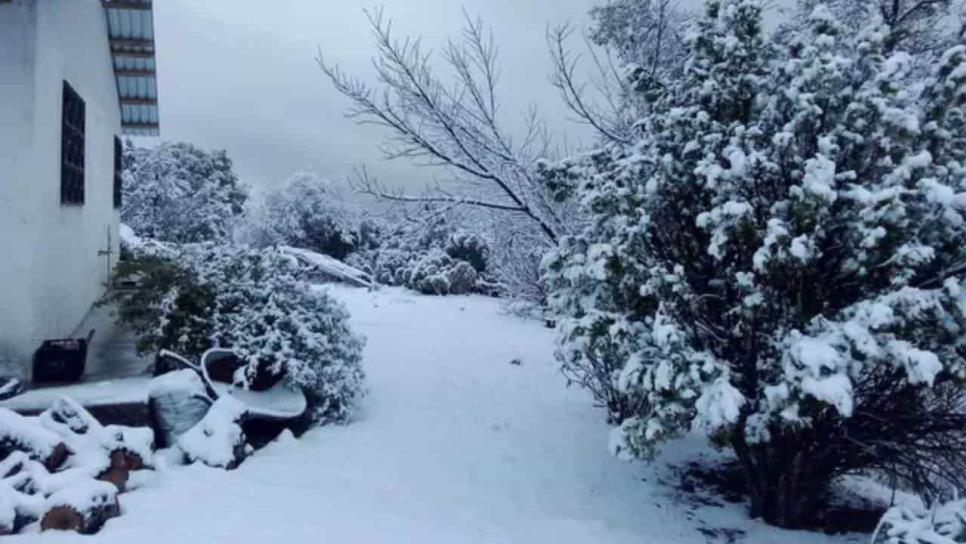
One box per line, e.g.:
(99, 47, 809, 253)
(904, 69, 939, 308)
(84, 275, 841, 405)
(242, 172, 359, 260)
(348, 215, 495, 295)
(112, 242, 366, 425)
(873, 500, 966, 543)
(122, 142, 248, 243)
(544, 0, 966, 527)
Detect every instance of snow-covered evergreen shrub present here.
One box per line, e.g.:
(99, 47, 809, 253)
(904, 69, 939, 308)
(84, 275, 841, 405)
(544, 0, 966, 527)
(242, 172, 359, 260)
(122, 142, 248, 243)
(348, 216, 494, 295)
(112, 242, 366, 425)
(407, 250, 480, 295)
(874, 500, 966, 544)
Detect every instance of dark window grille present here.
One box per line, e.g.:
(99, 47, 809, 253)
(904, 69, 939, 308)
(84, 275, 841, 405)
(61, 81, 85, 205)
(113, 136, 122, 208)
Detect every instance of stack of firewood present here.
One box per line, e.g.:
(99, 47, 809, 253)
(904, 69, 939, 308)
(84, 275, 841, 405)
(0, 398, 153, 535)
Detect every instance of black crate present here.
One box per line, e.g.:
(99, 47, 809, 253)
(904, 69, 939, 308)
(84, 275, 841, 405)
(32, 331, 93, 383)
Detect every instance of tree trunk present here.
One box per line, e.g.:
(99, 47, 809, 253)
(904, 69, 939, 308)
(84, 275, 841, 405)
(731, 433, 827, 529)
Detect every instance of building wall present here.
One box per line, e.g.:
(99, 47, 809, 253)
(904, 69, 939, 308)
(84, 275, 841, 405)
(0, 0, 121, 377)
(0, 0, 40, 376)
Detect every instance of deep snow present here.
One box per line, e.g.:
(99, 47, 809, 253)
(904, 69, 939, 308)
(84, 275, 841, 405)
(10, 287, 862, 543)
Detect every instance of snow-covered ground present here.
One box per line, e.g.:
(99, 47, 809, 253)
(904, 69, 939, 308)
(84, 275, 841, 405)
(10, 287, 863, 543)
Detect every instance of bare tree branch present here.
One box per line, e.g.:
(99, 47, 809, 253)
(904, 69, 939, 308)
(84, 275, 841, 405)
(349, 166, 528, 213)
(548, 24, 633, 145)
(318, 8, 568, 244)
(548, 0, 691, 146)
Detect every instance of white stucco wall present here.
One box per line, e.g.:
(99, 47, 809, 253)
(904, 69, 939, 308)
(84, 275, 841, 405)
(0, 0, 121, 377)
(0, 0, 39, 375)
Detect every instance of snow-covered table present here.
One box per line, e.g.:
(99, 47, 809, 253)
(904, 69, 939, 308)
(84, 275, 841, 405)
(208, 381, 306, 421)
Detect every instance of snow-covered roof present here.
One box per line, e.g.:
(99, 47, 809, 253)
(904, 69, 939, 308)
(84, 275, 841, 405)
(102, 0, 160, 136)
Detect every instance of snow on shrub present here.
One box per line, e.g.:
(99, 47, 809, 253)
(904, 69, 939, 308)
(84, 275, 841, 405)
(543, 0, 966, 528)
(873, 500, 966, 544)
(112, 242, 367, 425)
(348, 216, 494, 295)
(242, 172, 359, 260)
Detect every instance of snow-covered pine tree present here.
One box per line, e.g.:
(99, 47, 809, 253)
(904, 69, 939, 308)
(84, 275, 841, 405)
(545, 0, 966, 527)
(122, 142, 248, 243)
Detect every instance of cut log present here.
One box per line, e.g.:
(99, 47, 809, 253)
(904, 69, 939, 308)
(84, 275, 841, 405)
(96, 449, 144, 492)
(40, 480, 119, 534)
(0, 408, 69, 470)
(0, 479, 44, 536)
(40, 506, 84, 532)
(44, 444, 70, 472)
(0, 399, 158, 536)
(41, 396, 99, 435)
(39, 398, 155, 471)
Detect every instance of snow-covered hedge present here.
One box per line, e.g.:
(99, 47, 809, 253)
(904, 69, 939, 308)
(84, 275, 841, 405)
(112, 242, 367, 425)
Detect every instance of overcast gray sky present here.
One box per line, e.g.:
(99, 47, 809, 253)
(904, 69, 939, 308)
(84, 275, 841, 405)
(149, 0, 791, 193)
(150, 0, 593, 193)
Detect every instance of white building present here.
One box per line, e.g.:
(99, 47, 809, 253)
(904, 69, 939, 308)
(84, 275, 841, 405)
(0, 0, 159, 379)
